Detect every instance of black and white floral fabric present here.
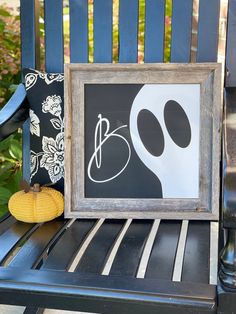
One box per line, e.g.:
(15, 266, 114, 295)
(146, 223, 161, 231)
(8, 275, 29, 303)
(23, 69, 64, 192)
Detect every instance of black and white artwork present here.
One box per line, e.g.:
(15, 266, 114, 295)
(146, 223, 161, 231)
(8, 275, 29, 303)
(85, 83, 200, 199)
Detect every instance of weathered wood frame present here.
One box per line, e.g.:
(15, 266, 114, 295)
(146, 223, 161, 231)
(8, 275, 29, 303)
(64, 63, 221, 220)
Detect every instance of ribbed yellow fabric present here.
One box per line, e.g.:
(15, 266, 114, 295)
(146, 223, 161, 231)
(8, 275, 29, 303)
(8, 187, 64, 223)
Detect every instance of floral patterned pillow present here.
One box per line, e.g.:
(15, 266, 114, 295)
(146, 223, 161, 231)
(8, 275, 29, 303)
(23, 68, 64, 192)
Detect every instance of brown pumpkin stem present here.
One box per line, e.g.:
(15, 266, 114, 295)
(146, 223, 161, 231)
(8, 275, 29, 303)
(32, 183, 41, 192)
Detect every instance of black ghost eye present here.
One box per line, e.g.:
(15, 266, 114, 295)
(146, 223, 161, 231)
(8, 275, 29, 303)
(137, 109, 164, 157)
(164, 100, 191, 148)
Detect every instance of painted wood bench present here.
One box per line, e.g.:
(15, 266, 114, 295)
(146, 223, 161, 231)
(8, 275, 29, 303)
(0, 1, 236, 313)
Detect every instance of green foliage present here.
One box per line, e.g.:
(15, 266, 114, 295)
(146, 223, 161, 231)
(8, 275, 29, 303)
(0, 5, 21, 107)
(165, 0, 172, 62)
(0, 4, 21, 217)
(0, 133, 22, 216)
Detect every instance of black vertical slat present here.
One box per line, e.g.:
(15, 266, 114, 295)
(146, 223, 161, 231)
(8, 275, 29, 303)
(144, 0, 165, 62)
(197, 0, 220, 62)
(23, 220, 93, 314)
(44, 0, 64, 72)
(7, 220, 66, 269)
(181, 221, 210, 284)
(145, 221, 182, 280)
(70, 0, 88, 63)
(226, 0, 236, 87)
(93, 0, 113, 62)
(109, 220, 152, 277)
(119, 0, 139, 62)
(171, 0, 193, 62)
(24, 307, 44, 314)
(42, 220, 96, 270)
(0, 215, 16, 237)
(20, 0, 40, 182)
(0, 222, 38, 264)
(76, 220, 125, 274)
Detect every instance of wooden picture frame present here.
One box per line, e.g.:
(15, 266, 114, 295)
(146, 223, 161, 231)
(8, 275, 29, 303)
(64, 63, 221, 220)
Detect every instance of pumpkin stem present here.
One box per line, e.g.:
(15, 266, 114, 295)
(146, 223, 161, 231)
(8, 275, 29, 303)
(32, 183, 41, 192)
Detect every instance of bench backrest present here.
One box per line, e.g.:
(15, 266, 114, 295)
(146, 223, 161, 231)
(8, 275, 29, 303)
(21, 0, 221, 69)
(20, 0, 225, 190)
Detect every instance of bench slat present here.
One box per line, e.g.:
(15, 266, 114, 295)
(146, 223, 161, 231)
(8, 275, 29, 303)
(171, 0, 193, 62)
(70, 0, 88, 63)
(23, 307, 43, 314)
(119, 0, 139, 62)
(23, 220, 96, 314)
(7, 220, 66, 269)
(0, 214, 16, 237)
(20, 0, 40, 69)
(109, 220, 152, 277)
(44, 0, 64, 72)
(76, 219, 125, 274)
(144, 0, 165, 62)
(42, 219, 96, 270)
(172, 220, 189, 281)
(197, 0, 220, 62)
(145, 220, 182, 280)
(102, 219, 132, 276)
(94, 0, 112, 62)
(181, 221, 210, 283)
(136, 219, 161, 278)
(0, 222, 38, 264)
(21, 0, 40, 182)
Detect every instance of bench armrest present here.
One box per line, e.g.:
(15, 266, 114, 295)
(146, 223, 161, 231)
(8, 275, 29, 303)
(220, 87, 236, 289)
(0, 83, 29, 140)
(223, 87, 236, 228)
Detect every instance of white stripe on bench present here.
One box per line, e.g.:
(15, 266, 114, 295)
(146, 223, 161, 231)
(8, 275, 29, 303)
(102, 219, 132, 276)
(136, 219, 161, 279)
(172, 220, 189, 282)
(209, 221, 219, 285)
(68, 218, 105, 272)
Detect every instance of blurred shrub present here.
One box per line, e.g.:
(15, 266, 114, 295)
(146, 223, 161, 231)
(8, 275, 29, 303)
(0, 5, 21, 107)
(0, 4, 21, 216)
(0, 133, 22, 216)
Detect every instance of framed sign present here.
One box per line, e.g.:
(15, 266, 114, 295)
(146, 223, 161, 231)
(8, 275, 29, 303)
(64, 63, 221, 219)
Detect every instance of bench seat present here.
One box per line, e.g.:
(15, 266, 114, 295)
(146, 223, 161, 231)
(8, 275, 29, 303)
(0, 214, 218, 313)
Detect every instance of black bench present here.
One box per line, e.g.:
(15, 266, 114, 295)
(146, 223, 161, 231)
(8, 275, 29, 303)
(0, 1, 236, 313)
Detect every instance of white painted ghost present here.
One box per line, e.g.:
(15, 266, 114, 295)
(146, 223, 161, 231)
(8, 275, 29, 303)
(129, 84, 200, 198)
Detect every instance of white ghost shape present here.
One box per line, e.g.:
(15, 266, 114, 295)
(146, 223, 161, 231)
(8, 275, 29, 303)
(129, 84, 200, 198)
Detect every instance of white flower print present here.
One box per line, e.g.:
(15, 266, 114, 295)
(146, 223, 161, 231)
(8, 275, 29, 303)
(34, 70, 64, 85)
(25, 73, 38, 90)
(29, 86, 64, 184)
(42, 95, 62, 117)
(30, 150, 39, 179)
(40, 133, 64, 183)
(30, 109, 40, 137)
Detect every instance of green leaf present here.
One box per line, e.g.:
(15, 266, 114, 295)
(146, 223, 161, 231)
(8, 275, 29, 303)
(7, 168, 22, 193)
(0, 186, 12, 205)
(9, 139, 22, 160)
(0, 162, 14, 181)
(9, 84, 19, 93)
(0, 204, 9, 217)
(0, 8, 11, 17)
(0, 134, 13, 152)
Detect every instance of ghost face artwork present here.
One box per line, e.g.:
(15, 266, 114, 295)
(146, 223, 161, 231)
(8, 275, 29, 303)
(130, 84, 200, 198)
(85, 83, 200, 199)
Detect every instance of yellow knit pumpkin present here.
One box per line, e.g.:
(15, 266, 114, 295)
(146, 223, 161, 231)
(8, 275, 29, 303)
(8, 183, 64, 223)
